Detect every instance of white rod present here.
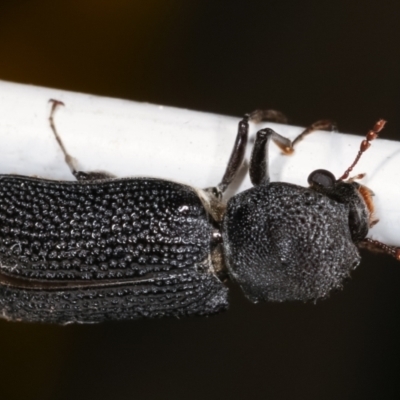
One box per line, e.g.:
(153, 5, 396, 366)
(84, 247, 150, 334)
(0, 80, 399, 247)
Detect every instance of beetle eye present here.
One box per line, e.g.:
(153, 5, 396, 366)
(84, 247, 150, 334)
(308, 169, 336, 188)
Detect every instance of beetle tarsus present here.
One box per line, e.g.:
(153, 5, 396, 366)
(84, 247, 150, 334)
(290, 119, 336, 154)
(48, 99, 80, 177)
(48, 100, 115, 182)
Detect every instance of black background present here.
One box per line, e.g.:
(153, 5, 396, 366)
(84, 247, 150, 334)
(1, 1, 400, 399)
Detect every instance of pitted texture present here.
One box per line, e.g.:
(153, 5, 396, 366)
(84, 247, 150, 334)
(0, 176, 227, 321)
(223, 182, 361, 302)
(0, 270, 228, 323)
(0, 176, 211, 279)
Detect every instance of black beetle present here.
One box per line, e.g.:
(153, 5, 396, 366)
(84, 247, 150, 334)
(0, 101, 397, 324)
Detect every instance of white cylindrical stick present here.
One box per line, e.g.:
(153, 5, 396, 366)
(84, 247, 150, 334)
(0, 80, 399, 247)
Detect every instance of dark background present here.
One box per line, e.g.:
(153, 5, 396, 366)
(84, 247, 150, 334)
(1, 1, 400, 399)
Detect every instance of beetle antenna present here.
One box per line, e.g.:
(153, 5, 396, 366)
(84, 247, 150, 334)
(338, 119, 386, 181)
(360, 238, 400, 261)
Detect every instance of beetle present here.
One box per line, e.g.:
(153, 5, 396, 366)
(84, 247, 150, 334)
(0, 101, 397, 324)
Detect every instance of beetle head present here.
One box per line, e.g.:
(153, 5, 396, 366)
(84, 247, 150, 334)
(308, 169, 372, 242)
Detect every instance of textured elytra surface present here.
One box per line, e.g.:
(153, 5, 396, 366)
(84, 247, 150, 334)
(223, 182, 361, 302)
(0, 176, 228, 322)
(0, 270, 228, 323)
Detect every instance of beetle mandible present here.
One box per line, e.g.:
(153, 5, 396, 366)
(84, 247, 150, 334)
(0, 101, 397, 324)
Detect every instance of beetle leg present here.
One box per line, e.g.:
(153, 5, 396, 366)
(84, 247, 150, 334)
(48, 99, 115, 181)
(250, 128, 293, 186)
(249, 120, 335, 186)
(215, 114, 250, 195)
(248, 110, 335, 155)
(48, 99, 77, 175)
(281, 120, 336, 155)
(215, 109, 290, 196)
(73, 171, 116, 180)
(248, 109, 288, 124)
